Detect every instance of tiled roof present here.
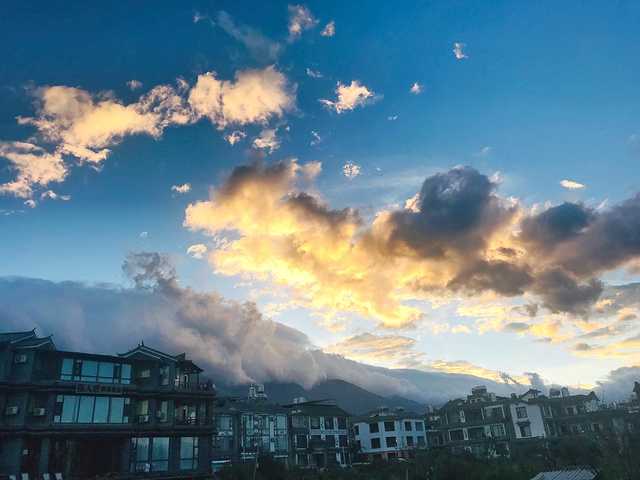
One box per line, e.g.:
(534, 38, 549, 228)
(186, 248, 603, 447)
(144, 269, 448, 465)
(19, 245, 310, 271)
(530, 467, 597, 480)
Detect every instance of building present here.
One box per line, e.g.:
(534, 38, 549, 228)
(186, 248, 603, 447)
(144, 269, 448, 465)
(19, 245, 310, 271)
(0, 330, 217, 479)
(211, 387, 289, 471)
(284, 398, 350, 469)
(530, 388, 600, 437)
(350, 406, 427, 461)
(436, 386, 546, 457)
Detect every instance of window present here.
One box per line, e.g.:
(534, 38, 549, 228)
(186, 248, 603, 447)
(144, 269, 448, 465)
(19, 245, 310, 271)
(152, 437, 169, 471)
(406, 436, 414, 446)
(212, 436, 233, 451)
(449, 429, 464, 442)
(337, 417, 347, 429)
(180, 437, 198, 470)
(416, 436, 426, 446)
(386, 437, 397, 448)
(276, 435, 288, 451)
(339, 435, 348, 447)
(489, 424, 505, 437)
(55, 395, 129, 423)
(295, 435, 307, 448)
(324, 417, 335, 429)
(415, 422, 424, 431)
(130, 437, 150, 473)
(384, 421, 395, 432)
(159, 366, 169, 386)
(486, 407, 503, 419)
(404, 421, 412, 431)
(136, 399, 149, 416)
(370, 438, 381, 449)
(468, 427, 486, 439)
(519, 425, 532, 437)
(60, 359, 131, 384)
(353, 425, 359, 435)
(516, 407, 528, 419)
(276, 415, 287, 430)
(369, 423, 379, 434)
(310, 416, 321, 429)
(325, 435, 335, 448)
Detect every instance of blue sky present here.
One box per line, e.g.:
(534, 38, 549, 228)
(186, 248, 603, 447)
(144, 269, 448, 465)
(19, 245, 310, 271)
(1, 1, 640, 396)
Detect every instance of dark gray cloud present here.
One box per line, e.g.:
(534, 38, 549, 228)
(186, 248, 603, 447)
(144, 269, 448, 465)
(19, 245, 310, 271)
(520, 202, 594, 248)
(387, 166, 515, 258)
(447, 260, 533, 296)
(533, 267, 603, 315)
(501, 322, 531, 333)
(596, 366, 640, 403)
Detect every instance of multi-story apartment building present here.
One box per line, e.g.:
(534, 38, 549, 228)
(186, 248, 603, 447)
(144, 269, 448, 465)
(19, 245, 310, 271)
(436, 386, 546, 457)
(211, 388, 289, 471)
(0, 330, 217, 479)
(284, 398, 350, 469)
(529, 388, 600, 437)
(350, 407, 427, 461)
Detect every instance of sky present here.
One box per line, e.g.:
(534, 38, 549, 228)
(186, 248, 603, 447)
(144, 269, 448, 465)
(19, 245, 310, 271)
(1, 1, 640, 400)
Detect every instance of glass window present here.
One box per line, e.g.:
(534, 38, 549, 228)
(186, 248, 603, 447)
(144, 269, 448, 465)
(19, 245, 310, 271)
(110, 397, 125, 423)
(212, 436, 233, 451)
(406, 436, 414, 446)
(81, 361, 98, 381)
(369, 423, 379, 434)
(386, 436, 397, 448)
(295, 434, 307, 448)
(516, 407, 528, 419)
(276, 415, 286, 430)
(337, 417, 347, 429)
(93, 397, 110, 423)
(404, 421, 412, 431)
(61, 396, 79, 423)
(276, 435, 288, 451)
(490, 424, 505, 437)
(152, 437, 169, 471)
(371, 438, 381, 449)
(310, 416, 320, 429)
(78, 396, 95, 423)
(121, 364, 132, 384)
(131, 437, 150, 473)
(136, 400, 149, 416)
(519, 425, 532, 437)
(61, 358, 73, 380)
(449, 430, 464, 442)
(98, 362, 114, 383)
(415, 422, 424, 431)
(354, 425, 359, 435)
(384, 421, 395, 432)
(180, 437, 198, 470)
(416, 436, 426, 446)
(339, 435, 348, 448)
(324, 417, 335, 429)
(325, 435, 335, 448)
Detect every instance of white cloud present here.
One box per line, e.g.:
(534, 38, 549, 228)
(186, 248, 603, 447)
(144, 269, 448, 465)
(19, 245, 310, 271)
(410, 82, 423, 94)
(216, 11, 281, 61)
(388, 115, 398, 121)
(23, 199, 37, 208)
(310, 131, 322, 146)
(342, 161, 361, 180)
(0, 142, 68, 198)
(225, 131, 246, 145)
(193, 11, 205, 23)
(306, 68, 323, 78)
(140, 231, 148, 238)
(172, 183, 191, 194)
(482, 146, 491, 157)
(127, 80, 142, 91)
(253, 128, 280, 153)
(321, 21, 335, 37)
(453, 42, 468, 59)
(41, 190, 70, 201)
(288, 5, 318, 41)
(452, 325, 473, 334)
(188, 66, 296, 129)
(187, 244, 208, 259)
(560, 179, 585, 190)
(319, 80, 381, 114)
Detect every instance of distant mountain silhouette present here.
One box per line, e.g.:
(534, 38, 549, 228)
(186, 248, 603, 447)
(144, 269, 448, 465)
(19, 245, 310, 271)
(216, 366, 528, 415)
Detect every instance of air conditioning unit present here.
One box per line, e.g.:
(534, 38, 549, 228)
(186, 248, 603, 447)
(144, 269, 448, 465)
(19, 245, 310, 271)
(138, 415, 149, 423)
(5, 406, 18, 415)
(14, 354, 27, 363)
(155, 411, 164, 419)
(33, 408, 46, 417)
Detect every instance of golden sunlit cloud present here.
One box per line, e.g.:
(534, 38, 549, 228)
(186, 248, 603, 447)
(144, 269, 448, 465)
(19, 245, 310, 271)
(319, 80, 381, 114)
(560, 179, 585, 189)
(187, 244, 207, 259)
(172, 183, 191, 194)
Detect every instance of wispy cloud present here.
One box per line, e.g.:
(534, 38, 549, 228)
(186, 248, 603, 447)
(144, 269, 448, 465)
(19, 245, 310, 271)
(306, 68, 323, 78)
(560, 179, 585, 190)
(127, 80, 142, 91)
(187, 244, 207, 259)
(342, 161, 361, 179)
(253, 128, 280, 153)
(172, 183, 191, 194)
(41, 190, 70, 201)
(310, 131, 323, 146)
(321, 21, 335, 37)
(215, 11, 281, 62)
(319, 80, 381, 114)
(0, 142, 67, 198)
(453, 42, 468, 59)
(410, 82, 423, 94)
(288, 5, 318, 42)
(225, 131, 246, 145)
